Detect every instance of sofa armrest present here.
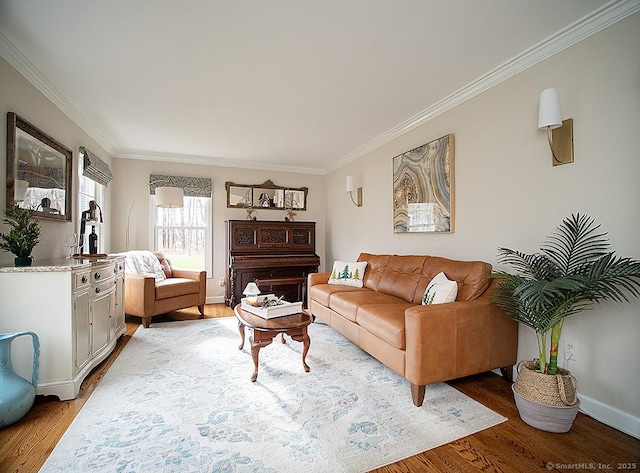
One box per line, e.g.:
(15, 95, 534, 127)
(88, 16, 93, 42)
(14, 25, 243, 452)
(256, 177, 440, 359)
(124, 273, 156, 317)
(308, 272, 330, 286)
(171, 269, 207, 305)
(404, 292, 518, 386)
(307, 272, 330, 308)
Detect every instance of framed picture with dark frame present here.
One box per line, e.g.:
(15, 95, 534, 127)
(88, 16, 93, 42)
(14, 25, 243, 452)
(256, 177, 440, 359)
(6, 112, 73, 221)
(392, 134, 454, 233)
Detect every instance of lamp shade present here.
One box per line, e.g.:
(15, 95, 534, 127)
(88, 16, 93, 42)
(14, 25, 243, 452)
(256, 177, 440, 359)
(538, 88, 563, 130)
(243, 282, 261, 296)
(346, 175, 355, 193)
(156, 186, 184, 208)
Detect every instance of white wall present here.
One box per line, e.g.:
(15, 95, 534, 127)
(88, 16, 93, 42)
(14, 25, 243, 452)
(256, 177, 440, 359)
(110, 158, 326, 301)
(324, 13, 640, 434)
(0, 56, 114, 266)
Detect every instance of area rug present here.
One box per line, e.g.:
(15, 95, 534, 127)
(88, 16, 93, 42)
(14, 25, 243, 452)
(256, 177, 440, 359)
(39, 317, 506, 473)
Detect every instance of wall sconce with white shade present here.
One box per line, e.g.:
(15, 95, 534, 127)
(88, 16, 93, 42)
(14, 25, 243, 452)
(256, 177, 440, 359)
(538, 88, 574, 166)
(243, 282, 261, 305)
(346, 175, 362, 207)
(125, 182, 184, 251)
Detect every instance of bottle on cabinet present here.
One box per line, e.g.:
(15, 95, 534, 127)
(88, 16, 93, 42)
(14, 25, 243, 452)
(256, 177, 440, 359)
(88, 225, 98, 254)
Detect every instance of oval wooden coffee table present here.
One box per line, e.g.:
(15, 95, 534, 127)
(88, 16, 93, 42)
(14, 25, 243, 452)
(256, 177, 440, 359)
(234, 305, 313, 382)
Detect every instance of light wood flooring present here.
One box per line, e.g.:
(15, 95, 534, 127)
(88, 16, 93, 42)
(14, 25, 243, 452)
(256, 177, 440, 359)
(1, 304, 638, 473)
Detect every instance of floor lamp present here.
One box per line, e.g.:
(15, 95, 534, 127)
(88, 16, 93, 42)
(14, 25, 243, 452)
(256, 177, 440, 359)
(125, 181, 184, 251)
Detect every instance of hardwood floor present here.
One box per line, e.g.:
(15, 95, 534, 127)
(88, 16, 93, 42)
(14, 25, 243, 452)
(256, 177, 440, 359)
(1, 304, 638, 473)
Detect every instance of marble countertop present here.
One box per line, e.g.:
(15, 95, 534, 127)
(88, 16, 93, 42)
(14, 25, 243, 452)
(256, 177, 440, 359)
(0, 255, 123, 273)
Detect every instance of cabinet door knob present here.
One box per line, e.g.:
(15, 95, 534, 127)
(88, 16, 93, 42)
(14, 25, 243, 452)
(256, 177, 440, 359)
(94, 272, 101, 280)
(95, 287, 101, 294)
(81, 275, 88, 284)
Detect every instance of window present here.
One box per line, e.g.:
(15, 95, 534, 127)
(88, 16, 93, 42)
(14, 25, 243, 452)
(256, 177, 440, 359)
(78, 164, 104, 253)
(153, 195, 211, 271)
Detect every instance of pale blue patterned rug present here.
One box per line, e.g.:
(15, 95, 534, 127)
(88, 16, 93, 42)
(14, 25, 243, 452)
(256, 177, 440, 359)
(39, 317, 506, 473)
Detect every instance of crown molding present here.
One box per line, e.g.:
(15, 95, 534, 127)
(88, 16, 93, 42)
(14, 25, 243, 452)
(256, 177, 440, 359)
(0, 31, 118, 156)
(114, 149, 326, 176)
(327, 0, 640, 174)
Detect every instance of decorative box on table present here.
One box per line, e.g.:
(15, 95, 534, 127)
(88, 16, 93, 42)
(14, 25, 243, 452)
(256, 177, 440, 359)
(241, 294, 303, 319)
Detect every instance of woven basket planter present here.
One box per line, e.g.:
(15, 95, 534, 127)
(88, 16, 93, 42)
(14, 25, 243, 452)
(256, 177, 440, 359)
(512, 360, 580, 433)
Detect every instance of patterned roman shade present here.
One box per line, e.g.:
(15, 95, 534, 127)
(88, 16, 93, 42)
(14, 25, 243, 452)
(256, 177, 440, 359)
(80, 146, 113, 186)
(149, 174, 212, 198)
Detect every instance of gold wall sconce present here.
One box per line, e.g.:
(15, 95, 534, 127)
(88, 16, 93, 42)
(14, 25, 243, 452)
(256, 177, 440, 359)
(346, 175, 362, 207)
(538, 88, 574, 166)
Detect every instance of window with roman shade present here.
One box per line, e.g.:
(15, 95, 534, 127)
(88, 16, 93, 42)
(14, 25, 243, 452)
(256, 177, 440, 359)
(79, 146, 113, 187)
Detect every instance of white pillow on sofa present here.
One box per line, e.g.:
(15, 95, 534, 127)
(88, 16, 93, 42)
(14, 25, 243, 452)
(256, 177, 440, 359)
(328, 260, 367, 287)
(422, 272, 457, 305)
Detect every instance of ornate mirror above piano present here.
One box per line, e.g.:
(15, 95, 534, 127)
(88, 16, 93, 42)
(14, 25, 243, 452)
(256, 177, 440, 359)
(225, 180, 308, 211)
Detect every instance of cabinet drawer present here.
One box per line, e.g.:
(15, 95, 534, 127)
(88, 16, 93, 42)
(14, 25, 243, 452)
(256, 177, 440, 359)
(91, 262, 115, 284)
(75, 271, 91, 291)
(92, 279, 116, 297)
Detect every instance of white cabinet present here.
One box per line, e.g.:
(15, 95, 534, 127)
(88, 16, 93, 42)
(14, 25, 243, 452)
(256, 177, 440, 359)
(73, 269, 91, 373)
(113, 256, 126, 337)
(0, 257, 125, 400)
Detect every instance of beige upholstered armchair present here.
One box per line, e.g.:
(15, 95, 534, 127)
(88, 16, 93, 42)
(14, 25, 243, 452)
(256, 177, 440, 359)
(123, 251, 206, 328)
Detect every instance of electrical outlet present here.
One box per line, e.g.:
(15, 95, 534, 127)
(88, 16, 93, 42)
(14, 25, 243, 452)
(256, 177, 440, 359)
(218, 277, 226, 287)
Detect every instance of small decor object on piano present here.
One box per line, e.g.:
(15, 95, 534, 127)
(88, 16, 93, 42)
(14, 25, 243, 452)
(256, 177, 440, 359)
(241, 294, 303, 319)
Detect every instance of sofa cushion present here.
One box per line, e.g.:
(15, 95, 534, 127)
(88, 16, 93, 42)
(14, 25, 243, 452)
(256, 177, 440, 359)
(416, 256, 491, 302)
(376, 255, 426, 302)
(422, 271, 458, 304)
(357, 303, 413, 350)
(155, 277, 200, 300)
(328, 260, 367, 287)
(330, 290, 402, 323)
(357, 253, 391, 291)
(308, 284, 364, 307)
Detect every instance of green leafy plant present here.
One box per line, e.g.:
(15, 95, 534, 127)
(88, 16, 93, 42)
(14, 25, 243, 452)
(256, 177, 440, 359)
(0, 204, 41, 258)
(491, 214, 640, 375)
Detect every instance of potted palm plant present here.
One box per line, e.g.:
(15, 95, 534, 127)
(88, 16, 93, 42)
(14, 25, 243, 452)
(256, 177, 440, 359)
(0, 204, 41, 266)
(491, 214, 640, 432)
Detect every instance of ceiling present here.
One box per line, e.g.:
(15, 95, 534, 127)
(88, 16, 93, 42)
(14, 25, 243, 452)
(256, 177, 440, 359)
(0, 0, 626, 174)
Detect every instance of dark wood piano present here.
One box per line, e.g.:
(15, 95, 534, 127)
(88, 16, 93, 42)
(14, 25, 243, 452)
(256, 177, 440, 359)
(225, 220, 320, 307)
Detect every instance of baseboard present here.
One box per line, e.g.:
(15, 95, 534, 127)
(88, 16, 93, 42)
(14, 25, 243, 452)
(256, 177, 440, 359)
(578, 393, 640, 440)
(206, 295, 226, 304)
(496, 368, 640, 439)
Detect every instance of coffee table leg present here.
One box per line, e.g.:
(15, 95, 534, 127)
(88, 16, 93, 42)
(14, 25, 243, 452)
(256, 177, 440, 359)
(237, 320, 245, 350)
(302, 328, 310, 373)
(250, 344, 260, 382)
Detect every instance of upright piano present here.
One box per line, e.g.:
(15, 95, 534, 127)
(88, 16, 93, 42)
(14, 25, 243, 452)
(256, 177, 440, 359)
(225, 219, 320, 307)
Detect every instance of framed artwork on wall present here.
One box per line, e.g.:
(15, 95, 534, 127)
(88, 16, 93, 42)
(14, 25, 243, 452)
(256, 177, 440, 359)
(392, 134, 454, 233)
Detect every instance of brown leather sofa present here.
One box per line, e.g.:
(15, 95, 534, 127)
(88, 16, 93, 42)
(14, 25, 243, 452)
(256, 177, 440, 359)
(124, 252, 206, 328)
(308, 253, 518, 406)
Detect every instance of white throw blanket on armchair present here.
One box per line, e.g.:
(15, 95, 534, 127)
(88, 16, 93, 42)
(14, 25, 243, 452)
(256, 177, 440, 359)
(121, 250, 166, 281)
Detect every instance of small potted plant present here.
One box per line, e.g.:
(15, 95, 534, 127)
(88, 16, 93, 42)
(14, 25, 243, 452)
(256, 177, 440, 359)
(491, 214, 640, 432)
(0, 203, 41, 266)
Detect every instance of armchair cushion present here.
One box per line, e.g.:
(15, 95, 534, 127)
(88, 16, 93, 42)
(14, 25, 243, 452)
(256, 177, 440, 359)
(155, 278, 200, 300)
